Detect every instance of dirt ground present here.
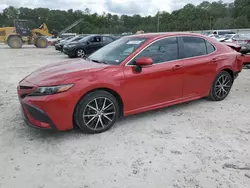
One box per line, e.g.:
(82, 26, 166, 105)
(0, 44, 250, 188)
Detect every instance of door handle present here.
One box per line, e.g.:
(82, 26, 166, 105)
(210, 58, 219, 63)
(172, 65, 183, 70)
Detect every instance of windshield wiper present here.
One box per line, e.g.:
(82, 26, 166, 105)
(90, 59, 107, 64)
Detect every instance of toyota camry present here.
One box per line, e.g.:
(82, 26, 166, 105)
(17, 32, 243, 134)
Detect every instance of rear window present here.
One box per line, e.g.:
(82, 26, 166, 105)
(182, 36, 207, 58)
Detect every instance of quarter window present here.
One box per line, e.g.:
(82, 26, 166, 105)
(206, 41, 215, 54)
(182, 37, 207, 58)
(132, 37, 178, 64)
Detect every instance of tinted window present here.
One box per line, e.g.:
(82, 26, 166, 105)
(103, 36, 114, 42)
(205, 41, 215, 54)
(88, 37, 148, 65)
(132, 37, 178, 64)
(89, 36, 101, 43)
(182, 37, 206, 58)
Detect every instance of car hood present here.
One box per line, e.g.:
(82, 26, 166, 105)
(23, 59, 108, 86)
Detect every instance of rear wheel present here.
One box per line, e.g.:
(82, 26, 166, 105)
(35, 37, 48, 48)
(208, 71, 233, 101)
(74, 90, 120, 134)
(7, 36, 23, 49)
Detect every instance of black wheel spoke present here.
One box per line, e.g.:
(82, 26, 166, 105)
(83, 97, 115, 131)
(214, 74, 232, 99)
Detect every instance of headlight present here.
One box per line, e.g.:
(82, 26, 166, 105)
(29, 84, 74, 96)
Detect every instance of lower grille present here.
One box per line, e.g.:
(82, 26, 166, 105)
(20, 85, 33, 90)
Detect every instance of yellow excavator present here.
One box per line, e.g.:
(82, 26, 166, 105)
(0, 19, 53, 49)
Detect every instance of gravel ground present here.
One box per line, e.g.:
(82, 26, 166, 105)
(0, 44, 250, 188)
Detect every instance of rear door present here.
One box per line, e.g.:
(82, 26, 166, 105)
(178, 36, 218, 98)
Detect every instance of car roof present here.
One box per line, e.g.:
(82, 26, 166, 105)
(125, 32, 208, 40)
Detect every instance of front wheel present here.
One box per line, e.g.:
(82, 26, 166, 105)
(76, 49, 85, 57)
(35, 37, 48, 48)
(74, 91, 120, 134)
(208, 71, 233, 101)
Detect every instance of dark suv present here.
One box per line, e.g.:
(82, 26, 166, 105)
(55, 35, 88, 52)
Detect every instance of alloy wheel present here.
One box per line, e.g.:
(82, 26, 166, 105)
(214, 74, 232, 98)
(83, 97, 116, 131)
(77, 49, 85, 57)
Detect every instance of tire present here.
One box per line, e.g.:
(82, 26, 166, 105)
(7, 36, 23, 49)
(74, 90, 120, 134)
(35, 37, 48, 48)
(76, 49, 85, 57)
(208, 71, 233, 101)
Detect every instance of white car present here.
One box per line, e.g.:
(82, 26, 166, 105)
(208, 34, 226, 42)
(45, 36, 59, 45)
(224, 34, 239, 42)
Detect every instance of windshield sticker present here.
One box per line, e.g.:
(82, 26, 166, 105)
(127, 40, 143, 45)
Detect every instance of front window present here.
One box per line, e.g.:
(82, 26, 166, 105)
(129, 37, 179, 65)
(88, 37, 148, 65)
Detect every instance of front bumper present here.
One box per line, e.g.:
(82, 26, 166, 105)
(21, 102, 58, 131)
(55, 45, 63, 51)
(17, 80, 78, 131)
(63, 47, 76, 56)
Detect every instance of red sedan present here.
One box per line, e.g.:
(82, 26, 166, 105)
(17, 33, 243, 133)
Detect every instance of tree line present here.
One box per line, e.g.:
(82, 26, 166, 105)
(0, 0, 250, 34)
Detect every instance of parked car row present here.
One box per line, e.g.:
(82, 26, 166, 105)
(204, 30, 250, 53)
(55, 34, 118, 58)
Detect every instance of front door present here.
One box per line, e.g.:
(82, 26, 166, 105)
(87, 36, 102, 54)
(122, 37, 184, 114)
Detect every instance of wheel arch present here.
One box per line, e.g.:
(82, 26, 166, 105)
(7, 34, 22, 42)
(73, 87, 124, 127)
(221, 68, 234, 80)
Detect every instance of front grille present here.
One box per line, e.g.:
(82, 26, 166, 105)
(20, 85, 33, 90)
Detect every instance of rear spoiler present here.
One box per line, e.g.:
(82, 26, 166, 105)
(223, 42, 249, 54)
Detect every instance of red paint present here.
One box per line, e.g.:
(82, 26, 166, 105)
(17, 33, 244, 131)
(135, 57, 153, 66)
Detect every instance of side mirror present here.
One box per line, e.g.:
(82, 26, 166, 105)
(134, 57, 153, 73)
(240, 47, 249, 55)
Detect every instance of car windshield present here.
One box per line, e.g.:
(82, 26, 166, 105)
(79, 35, 91, 42)
(225, 34, 235, 39)
(66, 35, 84, 42)
(218, 31, 236, 35)
(88, 37, 148, 65)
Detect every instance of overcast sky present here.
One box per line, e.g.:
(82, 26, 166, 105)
(0, 0, 233, 16)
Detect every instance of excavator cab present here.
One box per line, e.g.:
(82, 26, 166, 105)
(14, 19, 31, 36)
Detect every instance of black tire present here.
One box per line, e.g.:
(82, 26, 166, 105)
(7, 36, 23, 49)
(74, 90, 120, 134)
(208, 71, 233, 101)
(35, 37, 48, 48)
(76, 49, 86, 57)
